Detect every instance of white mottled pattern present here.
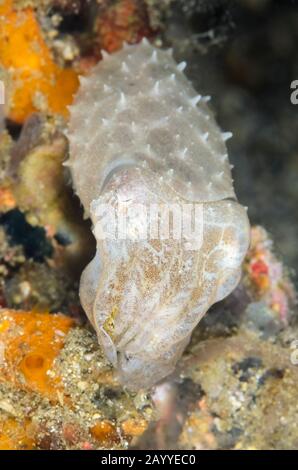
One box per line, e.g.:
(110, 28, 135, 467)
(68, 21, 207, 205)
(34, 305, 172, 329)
(67, 40, 250, 390)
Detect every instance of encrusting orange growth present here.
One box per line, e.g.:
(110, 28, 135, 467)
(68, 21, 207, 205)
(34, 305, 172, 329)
(0, 186, 16, 212)
(0, 309, 74, 399)
(0, 309, 152, 449)
(90, 420, 120, 445)
(0, 0, 79, 123)
(121, 418, 148, 438)
(0, 417, 35, 450)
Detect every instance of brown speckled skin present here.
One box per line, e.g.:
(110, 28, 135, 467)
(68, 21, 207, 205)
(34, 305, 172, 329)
(67, 40, 250, 390)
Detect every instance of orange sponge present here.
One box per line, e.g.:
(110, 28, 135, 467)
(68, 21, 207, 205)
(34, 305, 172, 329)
(0, 0, 79, 123)
(0, 309, 74, 399)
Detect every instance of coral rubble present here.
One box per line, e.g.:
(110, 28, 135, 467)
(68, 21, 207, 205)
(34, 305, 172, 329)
(0, 0, 297, 451)
(0, 309, 154, 449)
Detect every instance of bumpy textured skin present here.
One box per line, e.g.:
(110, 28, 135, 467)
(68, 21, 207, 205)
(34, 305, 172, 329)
(67, 40, 250, 390)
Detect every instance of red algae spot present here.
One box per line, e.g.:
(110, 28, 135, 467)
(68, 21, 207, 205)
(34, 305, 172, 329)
(244, 226, 296, 323)
(96, 0, 154, 54)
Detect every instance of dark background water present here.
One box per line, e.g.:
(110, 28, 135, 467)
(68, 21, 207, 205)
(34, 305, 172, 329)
(163, 0, 298, 284)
